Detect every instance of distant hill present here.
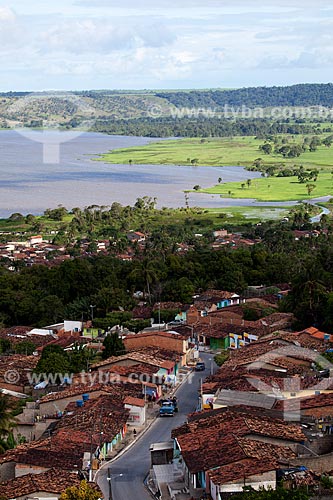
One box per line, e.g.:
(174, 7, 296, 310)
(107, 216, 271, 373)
(0, 84, 332, 132)
(156, 83, 333, 108)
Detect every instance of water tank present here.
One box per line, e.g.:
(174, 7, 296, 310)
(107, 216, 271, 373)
(82, 393, 89, 402)
(76, 400, 84, 407)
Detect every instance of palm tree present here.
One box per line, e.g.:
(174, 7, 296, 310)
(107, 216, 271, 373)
(129, 257, 158, 302)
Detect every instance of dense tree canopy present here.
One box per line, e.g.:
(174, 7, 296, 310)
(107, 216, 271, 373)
(0, 209, 333, 332)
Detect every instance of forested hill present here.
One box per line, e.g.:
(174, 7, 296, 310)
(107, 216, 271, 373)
(1, 83, 333, 132)
(156, 83, 333, 108)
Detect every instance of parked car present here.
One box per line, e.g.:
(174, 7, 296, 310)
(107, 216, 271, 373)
(195, 362, 206, 371)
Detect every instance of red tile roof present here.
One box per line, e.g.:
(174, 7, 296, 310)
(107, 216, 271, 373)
(39, 381, 142, 404)
(173, 407, 305, 444)
(207, 458, 277, 485)
(177, 431, 296, 473)
(124, 396, 145, 407)
(0, 468, 100, 498)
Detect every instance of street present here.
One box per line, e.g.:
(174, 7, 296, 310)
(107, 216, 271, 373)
(95, 352, 215, 500)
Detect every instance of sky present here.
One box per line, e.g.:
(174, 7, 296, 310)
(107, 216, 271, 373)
(0, 0, 332, 91)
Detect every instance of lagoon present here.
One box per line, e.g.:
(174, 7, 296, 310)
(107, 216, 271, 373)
(0, 130, 265, 217)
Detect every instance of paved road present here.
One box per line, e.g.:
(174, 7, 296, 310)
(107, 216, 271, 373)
(95, 352, 215, 500)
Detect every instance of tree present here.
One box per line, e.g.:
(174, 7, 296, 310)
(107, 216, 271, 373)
(193, 185, 201, 191)
(306, 183, 316, 196)
(218, 177, 222, 183)
(15, 341, 35, 355)
(246, 179, 252, 188)
(44, 206, 67, 221)
(259, 143, 272, 155)
(129, 257, 160, 301)
(322, 135, 333, 148)
(60, 481, 100, 500)
(0, 394, 16, 453)
(25, 214, 35, 225)
(8, 213, 24, 222)
(0, 339, 10, 354)
(102, 333, 126, 359)
(253, 158, 263, 168)
(214, 351, 229, 366)
(35, 351, 71, 379)
(309, 136, 321, 152)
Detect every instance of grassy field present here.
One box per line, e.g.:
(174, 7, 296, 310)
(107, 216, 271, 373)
(98, 136, 333, 169)
(201, 173, 333, 202)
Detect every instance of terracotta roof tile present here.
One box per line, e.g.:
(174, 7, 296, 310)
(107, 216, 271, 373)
(0, 468, 98, 498)
(173, 407, 304, 444)
(124, 396, 145, 407)
(207, 458, 277, 485)
(39, 381, 142, 404)
(177, 431, 296, 473)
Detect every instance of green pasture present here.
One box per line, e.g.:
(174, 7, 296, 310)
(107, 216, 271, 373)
(201, 173, 333, 202)
(97, 136, 333, 169)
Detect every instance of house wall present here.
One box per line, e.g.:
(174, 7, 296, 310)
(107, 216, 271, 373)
(95, 359, 142, 370)
(217, 300, 230, 308)
(123, 334, 186, 355)
(15, 464, 49, 478)
(245, 434, 300, 452)
(0, 461, 15, 482)
(14, 420, 50, 443)
(64, 320, 82, 332)
(0, 381, 28, 393)
(202, 393, 215, 410)
(39, 389, 112, 415)
(218, 471, 276, 493)
(296, 434, 333, 456)
(83, 327, 101, 338)
(16, 491, 61, 500)
(290, 453, 333, 473)
(125, 403, 145, 426)
(175, 312, 187, 322)
(301, 403, 333, 418)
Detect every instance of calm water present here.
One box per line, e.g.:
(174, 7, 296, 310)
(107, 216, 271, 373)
(0, 130, 270, 217)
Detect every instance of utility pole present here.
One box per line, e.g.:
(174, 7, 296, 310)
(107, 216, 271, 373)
(108, 467, 112, 500)
(90, 304, 96, 327)
(107, 469, 123, 500)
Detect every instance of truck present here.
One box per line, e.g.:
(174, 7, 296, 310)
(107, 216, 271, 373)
(159, 397, 178, 417)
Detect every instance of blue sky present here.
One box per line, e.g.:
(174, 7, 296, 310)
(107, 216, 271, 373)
(0, 0, 332, 91)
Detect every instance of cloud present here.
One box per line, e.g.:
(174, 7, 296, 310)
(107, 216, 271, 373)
(0, 0, 332, 90)
(74, 0, 328, 8)
(0, 6, 16, 21)
(38, 18, 176, 54)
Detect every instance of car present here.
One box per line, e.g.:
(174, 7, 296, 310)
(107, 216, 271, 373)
(168, 320, 184, 326)
(195, 362, 206, 371)
(159, 401, 175, 417)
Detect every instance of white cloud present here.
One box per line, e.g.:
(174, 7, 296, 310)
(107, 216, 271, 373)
(38, 18, 176, 55)
(0, 0, 332, 90)
(0, 6, 16, 21)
